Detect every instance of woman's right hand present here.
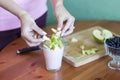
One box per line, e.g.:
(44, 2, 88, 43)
(20, 13, 47, 47)
(0, 0, 47, 47)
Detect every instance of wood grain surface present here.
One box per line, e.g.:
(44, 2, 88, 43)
(0, 20, 120, 80)
(63, 26, 107, 67)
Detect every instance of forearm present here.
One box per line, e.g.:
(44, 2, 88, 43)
(50, 0, 63, 11)
(0, 0, 29, 20)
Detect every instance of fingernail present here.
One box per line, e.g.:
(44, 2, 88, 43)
(57, 27, 61, 31)
(43, 31, 47, 35)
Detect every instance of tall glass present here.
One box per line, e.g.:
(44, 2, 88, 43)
(104, 37, 120, 70)
(43, 46, 64, 72)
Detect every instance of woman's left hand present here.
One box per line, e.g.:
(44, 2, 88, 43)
(54, 4, 75, 36)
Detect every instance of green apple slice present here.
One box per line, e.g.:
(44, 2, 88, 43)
(92, 29, 104, 43)
(102, 29, 113, 39)
(92, 29, 113, 43)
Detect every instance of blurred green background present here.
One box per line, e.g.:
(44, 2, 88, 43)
(46, 0, 120, 26)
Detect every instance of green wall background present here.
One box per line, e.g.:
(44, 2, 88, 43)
(46, 0, 120, 26)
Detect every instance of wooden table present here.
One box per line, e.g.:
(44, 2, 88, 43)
(0, 20, 120, 80)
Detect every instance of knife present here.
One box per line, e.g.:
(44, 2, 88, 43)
(16, 35, 48, 55)
(16, 46, 42, 55)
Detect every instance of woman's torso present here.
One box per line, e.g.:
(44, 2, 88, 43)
(0, 0, 47, 31)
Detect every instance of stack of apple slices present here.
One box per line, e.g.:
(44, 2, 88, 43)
(43, 28, 63, 50)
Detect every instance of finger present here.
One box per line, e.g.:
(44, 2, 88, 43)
(22, 32, 44, 44)
(61, 18, 72, 36)
(32, 24, 47, 36)
(25, 40, 41, 47)
(57, 17, 64, 31)
(63, 26, 75, 36)
(23, 34, 44, 47)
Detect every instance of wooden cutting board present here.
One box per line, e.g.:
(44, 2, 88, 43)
(63, 26, 108, 67)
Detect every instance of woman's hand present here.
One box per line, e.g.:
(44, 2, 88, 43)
(20, 13, 47, 47)
(0, 0, 47, 47)
(55, 4, 75, 36)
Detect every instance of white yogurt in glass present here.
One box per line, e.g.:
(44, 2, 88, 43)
(43, 46, 64, 72)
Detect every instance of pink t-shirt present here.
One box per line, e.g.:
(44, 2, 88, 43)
(0, 0, 47, 31)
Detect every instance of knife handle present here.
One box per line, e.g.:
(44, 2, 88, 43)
(16, 46, 41, 54)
